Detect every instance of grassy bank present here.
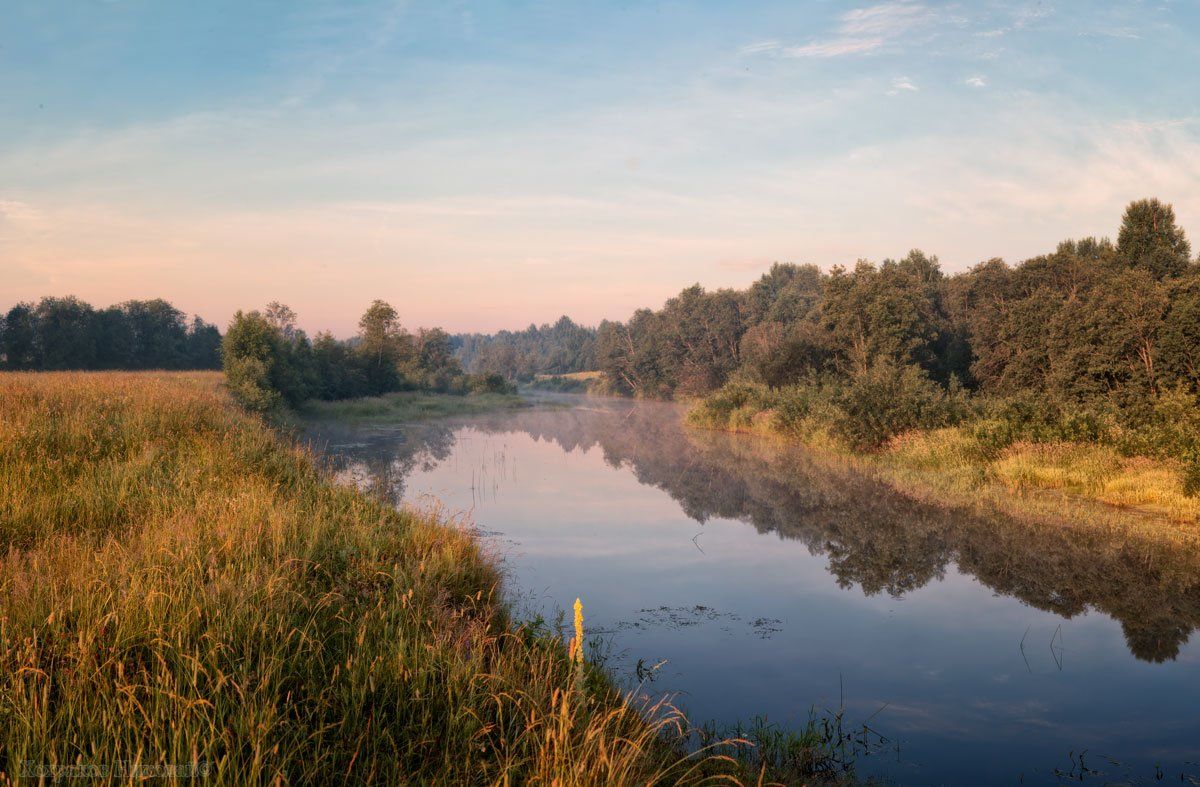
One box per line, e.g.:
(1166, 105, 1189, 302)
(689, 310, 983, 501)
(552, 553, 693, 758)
(526, 371, 604, 394)
(0, 371, 764, 783)
(298, 389, 526, 423)
(689, 382, 1200, 544)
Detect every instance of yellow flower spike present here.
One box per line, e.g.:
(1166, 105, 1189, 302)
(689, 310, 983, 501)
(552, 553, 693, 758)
(572, 597, 584, 665)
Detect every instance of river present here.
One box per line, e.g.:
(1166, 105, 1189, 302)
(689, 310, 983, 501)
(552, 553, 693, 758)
(306, 394, 1200, 785)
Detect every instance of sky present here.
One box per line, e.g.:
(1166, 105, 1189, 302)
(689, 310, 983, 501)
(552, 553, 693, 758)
(3, 1, 1200, 336)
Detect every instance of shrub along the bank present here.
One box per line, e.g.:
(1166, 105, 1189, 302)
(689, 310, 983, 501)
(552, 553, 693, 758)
(691, 362, 970, 451)
(828, 362, 970, 450)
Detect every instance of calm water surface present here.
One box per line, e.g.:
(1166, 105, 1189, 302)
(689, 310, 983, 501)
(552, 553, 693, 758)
(307, 395, 1200, 785)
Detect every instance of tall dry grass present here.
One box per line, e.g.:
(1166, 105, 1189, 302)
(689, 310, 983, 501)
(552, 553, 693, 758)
(0, 371, 752, 784)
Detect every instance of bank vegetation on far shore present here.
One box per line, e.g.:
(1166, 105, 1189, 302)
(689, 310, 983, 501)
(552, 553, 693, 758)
(688, 377, 1200, 544)
(297, 389, 527, 423)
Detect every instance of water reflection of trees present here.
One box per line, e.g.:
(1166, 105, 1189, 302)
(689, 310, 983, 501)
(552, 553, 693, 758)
(304, 423, 458, 506)
(311, 399, 1200, 663)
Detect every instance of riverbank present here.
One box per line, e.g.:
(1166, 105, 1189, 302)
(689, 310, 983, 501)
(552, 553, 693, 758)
(689, 386, 1200, 548)
(298, 389, 526, 423)
(0, 371, 760, 783)
(525, 370, 605, 394)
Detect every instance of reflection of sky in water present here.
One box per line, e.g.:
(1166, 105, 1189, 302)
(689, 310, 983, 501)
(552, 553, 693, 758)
(309, 399, 1200, 786)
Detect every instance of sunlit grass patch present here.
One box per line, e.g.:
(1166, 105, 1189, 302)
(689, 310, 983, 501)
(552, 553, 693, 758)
(988, 442, 1200, 520)
(992, 441, 1122, 493)
(885, 428, 988, 473)
(1095, 462, 1200, 521)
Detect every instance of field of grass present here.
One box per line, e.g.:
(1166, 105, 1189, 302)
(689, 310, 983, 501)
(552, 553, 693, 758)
(690, 398, 1200, 547)
(298, 390, 526, 423)
(0, 371, 789, 783)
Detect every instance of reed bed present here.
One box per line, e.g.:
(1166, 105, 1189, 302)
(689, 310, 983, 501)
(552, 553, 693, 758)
(0, 371, 761, 784)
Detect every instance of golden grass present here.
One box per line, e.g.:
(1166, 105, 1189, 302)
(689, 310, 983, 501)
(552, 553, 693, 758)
(991, 442, 1200, 521)
(0, 371, 755, 784)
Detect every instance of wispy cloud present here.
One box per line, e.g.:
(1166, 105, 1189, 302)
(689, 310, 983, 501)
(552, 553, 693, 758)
(7, 0, 1198, 335)
(773, 2, 937, 59)
(840, 2, 936, 38)
(739, 40, 781, 55)
(9, 108, 1200, 333)
(784, 37, 886, 58)
(973, 3, 1050, 40)
(276, 1, 410, 108)
(0, 199, 50, 233)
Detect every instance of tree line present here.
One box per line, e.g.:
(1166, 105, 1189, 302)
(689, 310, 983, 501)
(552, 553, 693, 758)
(596, 199, 1200, 401)
(10, 198, 1199, 454)
(599, 199, 1200, 463)
(223, 301, 512, 413)
(455, 316, 596, 381)
(0, 296, 221, 371)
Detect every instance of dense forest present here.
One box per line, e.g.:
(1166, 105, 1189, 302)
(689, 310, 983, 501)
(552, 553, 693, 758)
(596, 200, 1199, 405)
(0, 296, 221, 371)
(222, 301, 511, 413)
(455, 316, 596, 380)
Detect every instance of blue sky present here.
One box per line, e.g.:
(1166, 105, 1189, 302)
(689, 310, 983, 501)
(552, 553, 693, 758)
(3, 1, 1199, 334)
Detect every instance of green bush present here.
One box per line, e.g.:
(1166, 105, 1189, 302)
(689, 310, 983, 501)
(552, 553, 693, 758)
(221, 311, 291, 413)
(1179, 446, 1200, 497)
(966, 417, 1019, 457)
(1057, 409, 1108, 443)
(468, 373, 517, 395)
(830, 362, 968, 450)
(693, 368, 972, 449)
(1114, 387, 1200, 459)
(772, 384, 821, 430)
(688, 381, 772, 427)
(966, 394, 1114, 454)
(222, 354, 282, 414)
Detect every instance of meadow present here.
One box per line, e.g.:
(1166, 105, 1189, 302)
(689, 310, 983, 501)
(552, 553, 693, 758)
(0, 371, 786, 784)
